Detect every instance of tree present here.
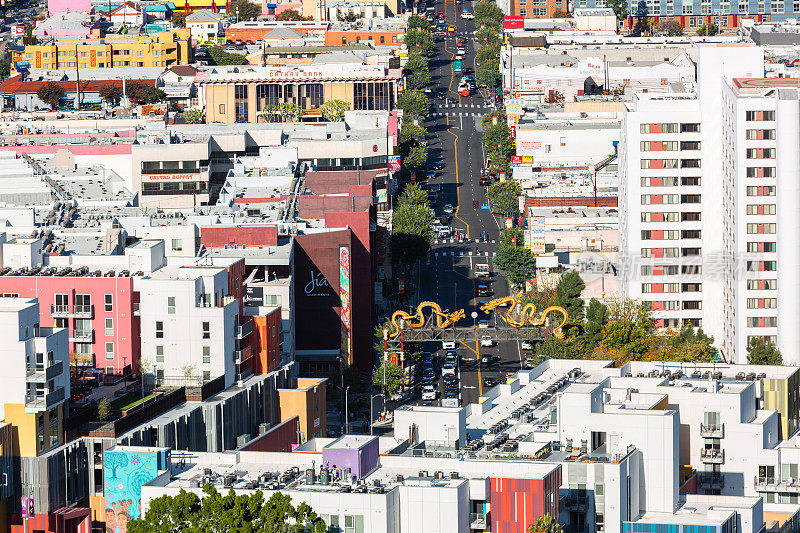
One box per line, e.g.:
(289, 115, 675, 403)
(696, 23, 719, 36)
(584, 298, 609, 349)
(36, 81, 64, 109)
(0, 50, 11, 79)
(747, 337, 782, 365)
(555, 271, 586, 319)
(392, 203, 433, 262)
(399, 182, 429, 207)
(481, 109, 512, 156)
(404, 28, 434, 57)
(98, 84, 122, 108)
(276, 8, 307, 20)
(528, 515, 565, 533)
(545, 89, 565, 105)
(125, 81, 166, 105)
(229, 0, 261, 21)
(654, 19, 683, 35)
(96, 398, 111, 422)
(404, 145, 427, 171)
(605, 0, 627, 23)
(403, 53, 431, 90)
(407, 13, 431, 31)
(337, 11, 361, 21)
(128, 485, 327, 533)
(180, 109, 205, 124)
(372, 361, 405, 395)
(552, 8, 572, 17)
(599, 319, 649, 360)
(606, 298, 653, 332)
(474, 0, 504, 26)
(533, 337, 586, 360)
(208, 46, 249, 66)
(494, 240, 535, 287)
(486, 180, 521, 216)
(319, 99, 350, 121)
(171, 10, 187, 27)
(396, 88, 430, 119)
(278, 102, 302, 122)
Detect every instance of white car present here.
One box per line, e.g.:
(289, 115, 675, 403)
(443, 340, 457, 349)
(443, 204, 454, 214)
(478, 320, 489, 329)
(521, 341, 533, 351)
(422, 385, 437, 400)
(480, 335, 493, 347)
(461, 12, 474, 19)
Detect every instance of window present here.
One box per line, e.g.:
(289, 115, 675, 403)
(747, 186, 776, 196)
(641, 177, 678, 187)
(156, 345, 164, 362)
(746, 129, 775, 140)
(167, 297, 175, 314)
(681, 230, 701, 239)
(234, 84, 248, 123)
(746, 110, 776, 121)
(520, 7, 527, 15)
(681, 176, 701, 186)
(218, 104, 225, 114)
(747, 316, 777, 327)
(104, 294, 113, 312)
(681, 194, 701, 204)
(746, 167, 777, 178)
(680, 123, 700, 132)
(203, 346, 211, 364)
(681, 159, 701, 168)
(748, 298, 777, 309)
(105, 318, 113, 336)
(748, 279, 777, 290)
(640, 141, 678, 151)
(156, 321, 164, 338)
(747, 241, 776, 253)
(680, 141, 700, 150)
(353, 82, 391, 110)
(105, 342, 114, 360)
(202, 322, 210, 339)
(640, 123, 678, 134)
(171, 239, 182, 251)
(747, 260, 777, 271)
(682, 283, 702, 292)
(344, 514, 364, 533)
(76, 294, 91, 313)
(683, 300, 702, 310)
(746, 148, 776, 159)
(747, 223, 777, 234)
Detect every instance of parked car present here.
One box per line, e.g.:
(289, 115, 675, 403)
(429, 183, 441, 193)
(478, 319, 489, 329)
(443, 203, 454, 214)
(422, 385, 437, 400)
(480, 335, 493, 347)
(442, 361, 457, 376)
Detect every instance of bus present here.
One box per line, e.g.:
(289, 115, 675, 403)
(453, 60, 463, 74)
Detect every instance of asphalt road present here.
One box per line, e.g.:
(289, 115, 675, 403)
(414, 0, 524, 407)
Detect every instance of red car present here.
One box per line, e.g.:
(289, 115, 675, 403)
(460, 86, 471, 97)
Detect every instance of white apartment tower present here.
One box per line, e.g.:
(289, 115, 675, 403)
(620, 46, 784, 364)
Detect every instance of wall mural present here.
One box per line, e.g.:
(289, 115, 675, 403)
(104, 450, 162, 533)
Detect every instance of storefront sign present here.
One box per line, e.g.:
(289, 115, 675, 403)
(529, 215, 546, 253)
(143, 173, 199, 181)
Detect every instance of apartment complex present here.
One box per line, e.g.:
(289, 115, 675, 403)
(10, 28, 191, 75)
(618, 45, 792, 364)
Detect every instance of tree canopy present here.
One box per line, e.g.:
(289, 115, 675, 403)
(319, 99, 350, 121)
(36, 82, 64, 109)
(209, 46, 249, 66)
(125, 81, 166, 104)
(555, 270, 586, 319)
(372, 360, 405, 395)
(403, 53, 431, 90)
(747, 337, 782, 365)
(230, 0, 261, 21)
(127, 485, 326, 533)
(528, 515, 565, 533)
(407, 14, 431, 31)
(494, 228, 535, 288)
(403, 27, 434, 57)
(98, 84, 122, 107)
(396, 89, 430, 119)
(486, 180, 521, 215)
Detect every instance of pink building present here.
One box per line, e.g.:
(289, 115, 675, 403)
(0, 274, 140, 376)
(47, 0, 91, 16)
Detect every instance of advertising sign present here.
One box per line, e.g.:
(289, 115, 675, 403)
(529, 215, 546, 253)
(388, 154, 401, 170)
(13, 60, 29, 70)
(503, 16, 525, 29)
(339, 246, 352, 364)
(244, 286, 264, 306)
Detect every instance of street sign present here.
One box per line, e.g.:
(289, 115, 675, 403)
(388, 155, 401, 170)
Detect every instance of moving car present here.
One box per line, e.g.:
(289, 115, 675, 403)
(422, 385, 437, 400)
(429, 183, 441, 193)
(442, 361, 457, 376)
(476, 284, 490, 296)
(461, 11, 474, 18)
(442, 340, 457, 349)
(443, 203, 454, 214)
(480, 353, 496, 365)
(483, 375, 499, 388)
(521, 341, 533, 351)
(435, 225, 452, 238)
(480, 335, 493, 347)
(478, 319, 489, 329)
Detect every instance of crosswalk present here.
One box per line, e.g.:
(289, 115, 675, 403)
(433, 238, 496, 244)
(433, 251, 496, 257)
(437, 103, 486, 109)
(430, 112, 482, 117)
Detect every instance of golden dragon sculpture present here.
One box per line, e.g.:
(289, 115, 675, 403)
(388, 301, 466, 337)
(479, 294, 568, 339)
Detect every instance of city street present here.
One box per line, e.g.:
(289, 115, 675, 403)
(414, 0, 525, 406)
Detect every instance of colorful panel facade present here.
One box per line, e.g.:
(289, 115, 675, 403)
(489, 468, 561, 533)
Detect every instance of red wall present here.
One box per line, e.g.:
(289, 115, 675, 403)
(200, 225, 278, 248)
(252, 307, 281, 374)
(239, 415, 298, 452)
(490, 468, 561, 533)
(524, 196, 618, 208)
(304, 170, 379, 194)
(0, 276, 139, 374)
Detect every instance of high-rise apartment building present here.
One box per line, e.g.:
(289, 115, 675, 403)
(619, 45, 787, 364)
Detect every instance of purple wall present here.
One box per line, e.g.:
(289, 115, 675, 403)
(48, 0, 90, 15)
(322, 437, 379, 479)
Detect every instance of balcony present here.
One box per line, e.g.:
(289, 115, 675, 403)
(26, 361, 64, 383)
(562, 497, 589, 512)
(698, 472, 724, 489)
(70, 330, 93, 342)
(754, 476, 800, 492)
(700, 423, 724, 438)
(234, 350, 244, 364)
(236, 319, 253, 339)
(25, 386, 65, 411)
(73, 304, 93, 318)
(50, 304, 71, 317)
(700, 448, 724, 464)
(469, 513, 487, 530)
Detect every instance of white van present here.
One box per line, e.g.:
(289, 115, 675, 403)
(435, 225, 452, 238)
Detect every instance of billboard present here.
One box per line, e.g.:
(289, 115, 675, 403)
(503, 16, 524, 29)
(339, 246, 352, 365)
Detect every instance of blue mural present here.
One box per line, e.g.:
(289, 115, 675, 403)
(104, 449, 169, 533)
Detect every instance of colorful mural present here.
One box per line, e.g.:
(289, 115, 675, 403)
(104, 449, 168, 533)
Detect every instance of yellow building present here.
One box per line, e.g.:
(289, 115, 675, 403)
(11, 28, 191, 75)
(278, 377, 327, 443)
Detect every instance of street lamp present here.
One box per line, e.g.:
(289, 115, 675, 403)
(344, 386, 351, 435)
(370, 393, 385, 435)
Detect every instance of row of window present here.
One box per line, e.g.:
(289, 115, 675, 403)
(747, 241, 776, 252)
(52, 293, 113, 311)
(640, 141, 701, 151)
(748, 279, 777, 290)
(746, 148, 776, 159)
(640, 159, 701, 169)
(646, 300, 702, 311)
(746, 129, 775, 140)
(640, 123, 700, 134)
(746, 110, 776, 121)
(640, 176, 701, 187)
(747, 223, 777, 234)
(641, 230, 701, 240)
(642, 283, 702, 293)
(641, 264, 702, 275)
(155, 345, 213, 364)
(747, 316, 777, 328)
(746, 167, 776, 178)
(747, 204, 776, 215)
(655, 317, 702, 328)
(641, 212, 701, 222)
(641, 247, 701, 257)
(747, 186, 775, 196)
(641, 194, 701, 205)
(748, 298, 777, 309)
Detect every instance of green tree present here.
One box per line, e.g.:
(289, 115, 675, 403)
(337, 11, 361, 21)
(36, 81, 64, 109)
(98, 84, 122, 108)
(404, 145, 427, 171)
(475, 26, 501, 47)
(746, 337, 782, 365)
(600, 319, 649, 360)
(319, 99, 350, 121)
(476, 46, 501, 91)
(125, 81, 167, 104)
(528, 515, 565, 533)
(400, 119, 426, 146)
(399, 182, 429, 207)
(494, 240, 535, 287)
(372, 360, 405, 395)
(481, 109, 512, 156)
(404, 27, 434, 57)
(208, 46, 249, 65)
(696, 23, 719, 35)
(605, 0, 628, 22)
(128, 485, 327, 533)
(474, 0, 504, 26)
(396, 88, 430, 119)
(229, 0, 261, 21)
(555, 270, 586, 319)
(171, 10, 187, 27)
(403, 53, 431, 90)
(552, 8, 572, 17)
(534, 337, 586, 360)
(654, 19, 683, 35)
(276, 8, 308, 20)
(584, 298, 609, 349)
(96, 398, 111, 422)
(0, 50, 12, 79)
(180, 109, 205, 124)
(278, 102, 302, 121)
(606, 297, 653, 332)
(407, 13, 431, 31)
(486, 180, 521, 216)
(392, 203, 433, 262)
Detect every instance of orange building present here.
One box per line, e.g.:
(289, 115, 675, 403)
(252, 306, 282, 374)
(278, 377, 327, 443)
(324, 30, 400, 46)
